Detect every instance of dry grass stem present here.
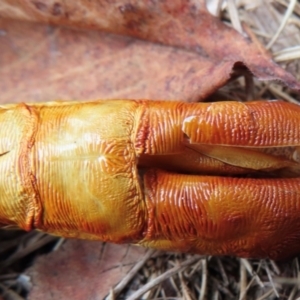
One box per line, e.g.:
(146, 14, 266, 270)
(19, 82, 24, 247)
(266, 0, 298, 49)
(239, 260, 247, 300)
(227, 0, 244, 34)
(126, 256, 201, 300)
(274, 45, 300, 62)
(256, 288, 275, 300)
(199, 259, 207, 300)
(264, 260, 279, 298)
(105, 249, 156, 300)
(268, 84, 299, 104)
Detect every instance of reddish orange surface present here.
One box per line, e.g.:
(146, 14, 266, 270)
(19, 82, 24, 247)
(1, 100, 300, 260)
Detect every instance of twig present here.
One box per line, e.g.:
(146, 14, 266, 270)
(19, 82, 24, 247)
(264, 260, 279, 298)
(227, 0, 244, 34)
(105, 249, 156, 300)
(199, 258, 207, 300)
(273, 45, 300, 62)
(267, 0, 298, 49)
(239, 259, 247, 300)
(126, 256, 201, 300)
(256, 289, 275, 300)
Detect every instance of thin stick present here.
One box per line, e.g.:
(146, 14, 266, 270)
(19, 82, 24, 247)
(227, 0, 243, 34)
(105, 249, 156, 300)
(267, 0, 297, 49)
(264, 260, 279, 298)
(216, 258, 229, 287)
(273, 45, 300, 62)
(241, 258, 264, 287)
(126, 256, 201, 300)
(239, 260, 263, 300)
(256, 289, 275, 300)
(239, 260, 247, 300)
(199, 258, 207, 300)
(287, 285, 298, 300)
(268, 85, 299, 104)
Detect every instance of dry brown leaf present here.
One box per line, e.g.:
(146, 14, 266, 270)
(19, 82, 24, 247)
(26, 240, 147, 300)
(0, 18, 235, 102)
(0, 0, 299, 104)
